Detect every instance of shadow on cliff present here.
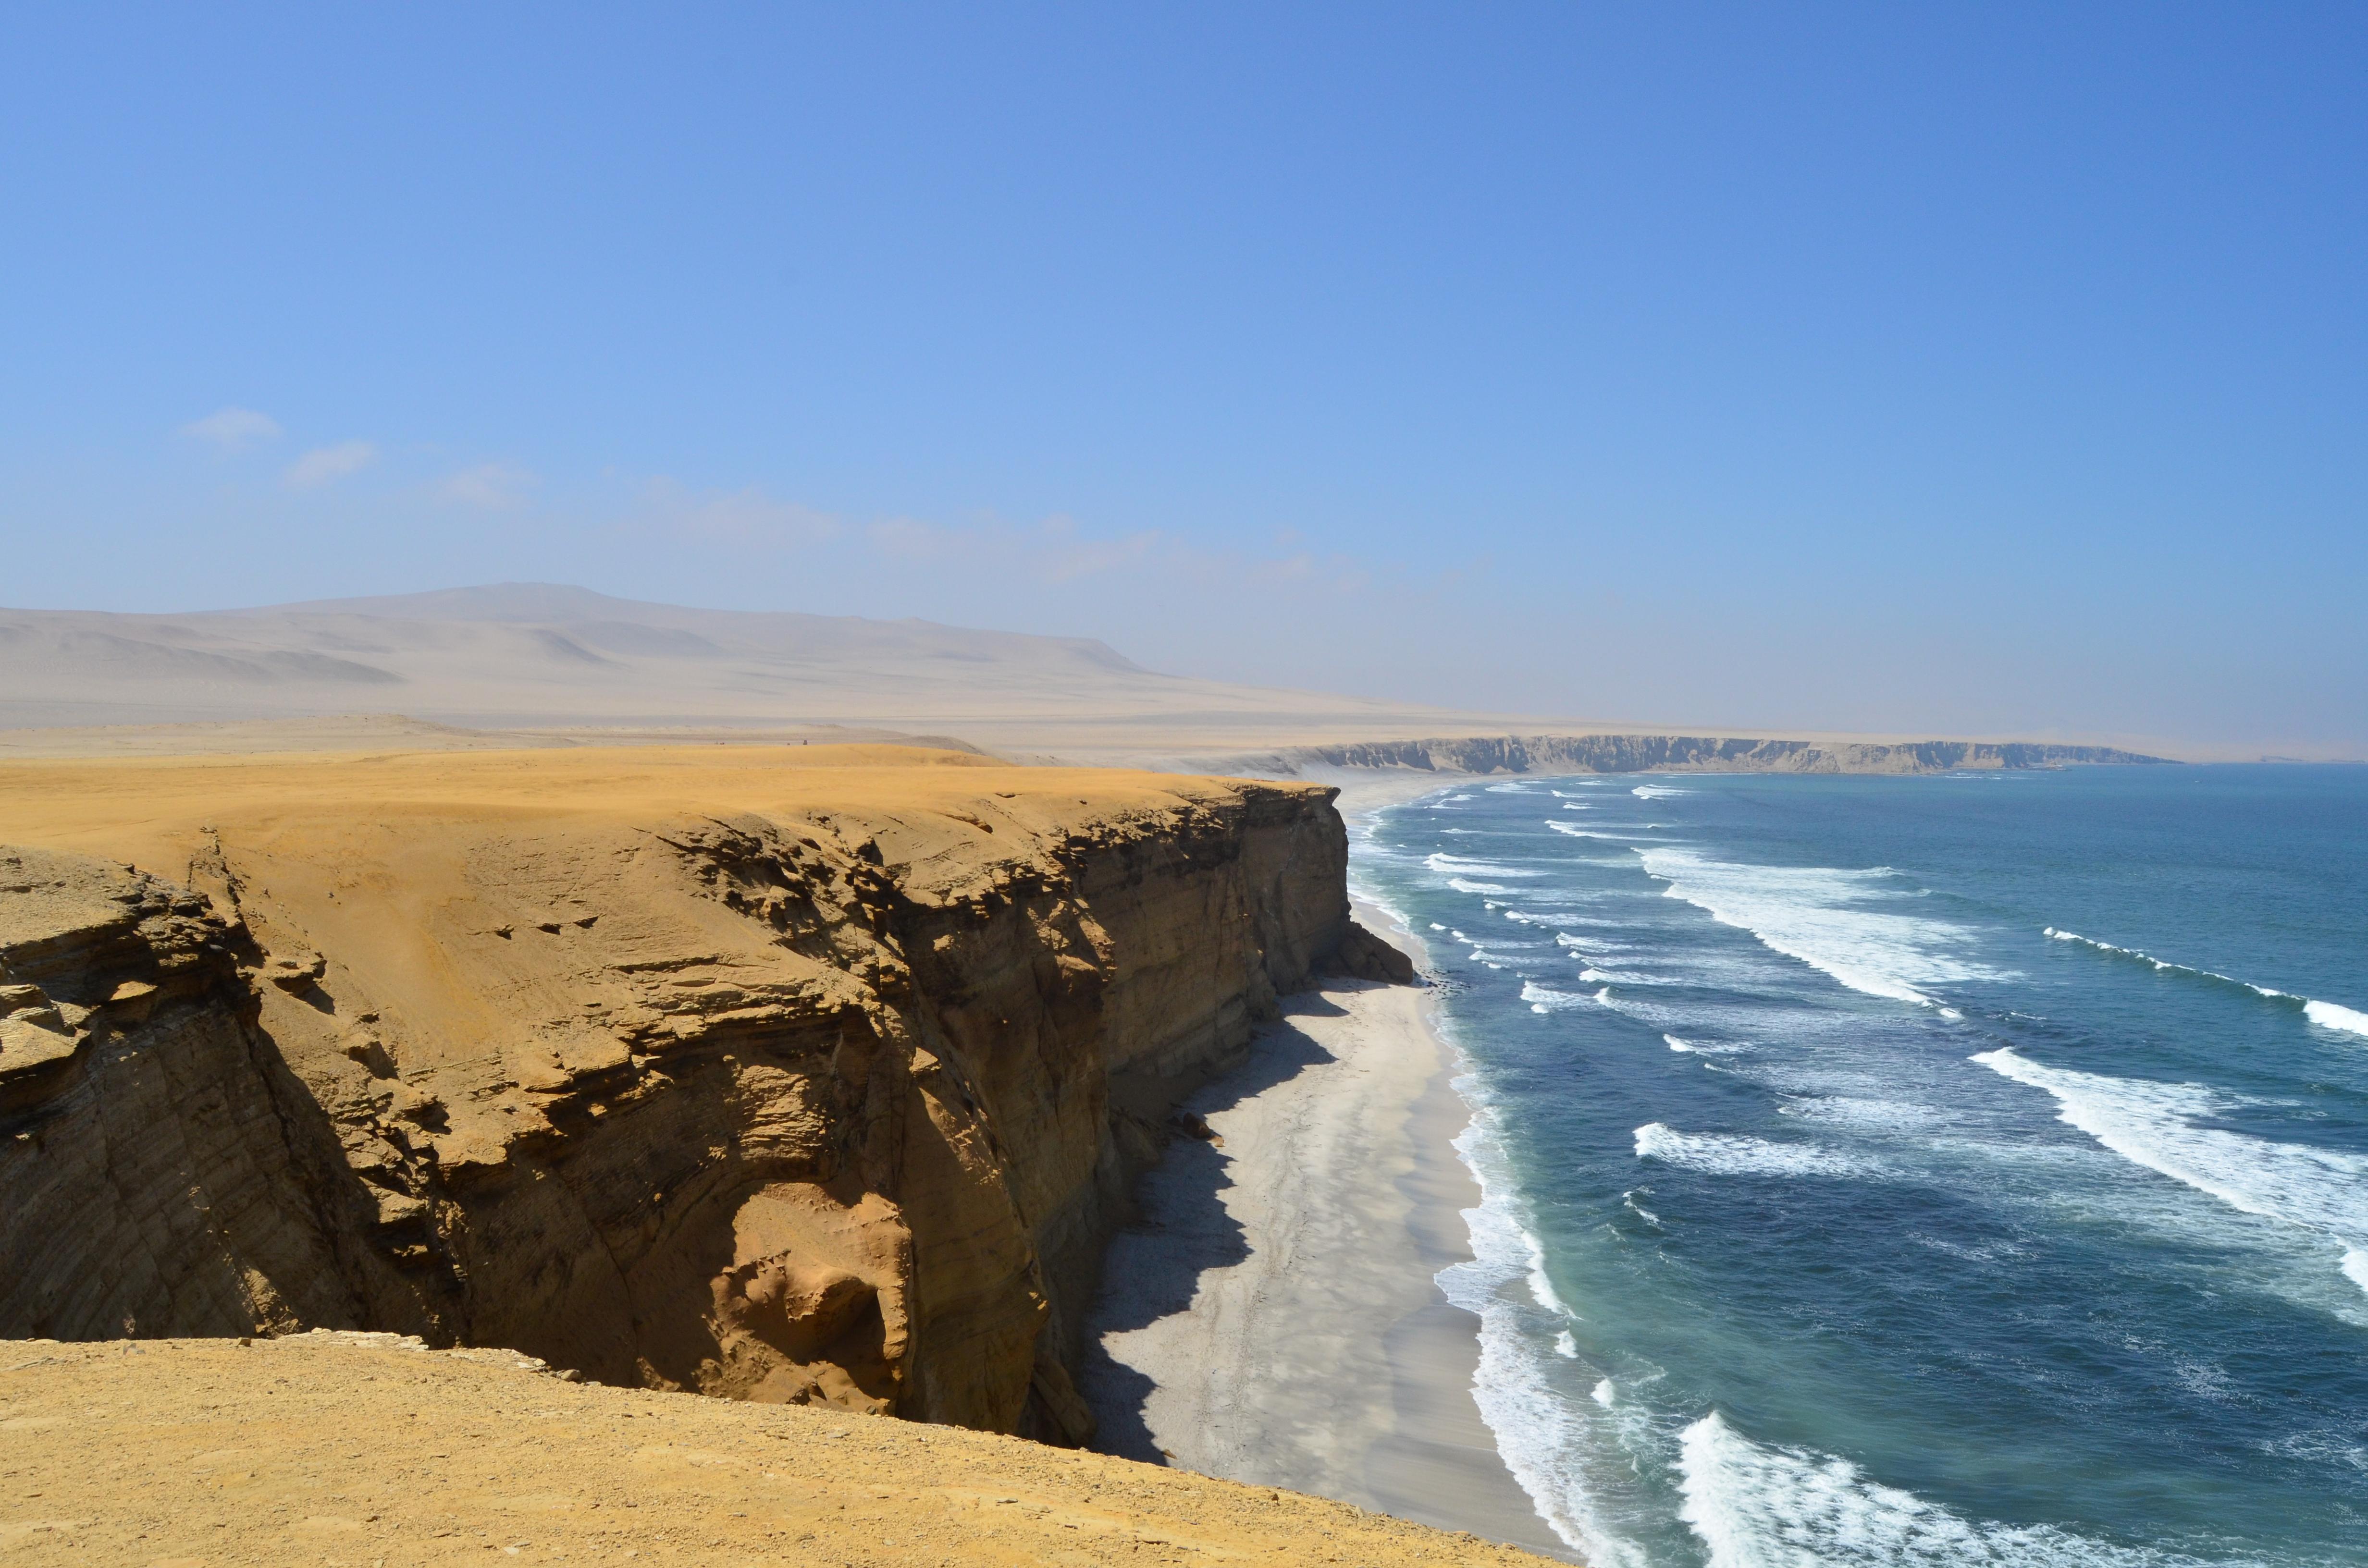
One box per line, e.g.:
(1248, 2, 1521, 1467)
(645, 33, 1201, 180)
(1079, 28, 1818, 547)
(1077, 995, 1347, 1465)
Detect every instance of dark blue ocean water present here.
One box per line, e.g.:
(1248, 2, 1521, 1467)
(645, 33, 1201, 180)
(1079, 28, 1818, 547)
(1352, 766, 2368, 1568)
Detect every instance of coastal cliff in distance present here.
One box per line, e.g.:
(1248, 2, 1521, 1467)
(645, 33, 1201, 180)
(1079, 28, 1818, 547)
(1235, 733, 2174, 777)
(0, 746, 1396, 1444)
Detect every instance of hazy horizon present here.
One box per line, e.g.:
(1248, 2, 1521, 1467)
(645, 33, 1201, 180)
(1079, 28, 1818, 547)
(7, 5, 2363, 756)
(0, 580, 2321, 761)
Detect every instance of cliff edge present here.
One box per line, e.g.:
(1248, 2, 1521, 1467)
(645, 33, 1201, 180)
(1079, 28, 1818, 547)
(0, 1332, 1556, 1565)
(0, 745, 1380, 1444)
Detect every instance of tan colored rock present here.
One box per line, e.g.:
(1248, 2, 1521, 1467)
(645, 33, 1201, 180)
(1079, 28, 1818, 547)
(0, 745, 1395, 1444)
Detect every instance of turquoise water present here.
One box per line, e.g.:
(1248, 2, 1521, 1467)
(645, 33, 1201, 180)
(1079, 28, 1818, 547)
(1352, 766, 2368, 1568)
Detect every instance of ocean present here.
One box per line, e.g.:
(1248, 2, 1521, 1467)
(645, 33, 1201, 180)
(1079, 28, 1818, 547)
(1351, 765, 2368, 1568)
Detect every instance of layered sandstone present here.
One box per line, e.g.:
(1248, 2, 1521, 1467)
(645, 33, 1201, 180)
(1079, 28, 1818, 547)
(0, 746, 1372, 1442)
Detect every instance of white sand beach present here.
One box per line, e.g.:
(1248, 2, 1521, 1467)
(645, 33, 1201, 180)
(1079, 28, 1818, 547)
(1081, 770, 1576, 1562)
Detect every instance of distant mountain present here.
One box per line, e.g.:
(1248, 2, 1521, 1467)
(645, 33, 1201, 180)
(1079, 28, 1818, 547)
(0, 584, 2183, 769)
(250, 584, 1148, 672)
(0, 583, 1411, 736)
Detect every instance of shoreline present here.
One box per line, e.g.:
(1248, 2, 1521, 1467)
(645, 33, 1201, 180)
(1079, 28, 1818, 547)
(1080, 779, 1575, 1559)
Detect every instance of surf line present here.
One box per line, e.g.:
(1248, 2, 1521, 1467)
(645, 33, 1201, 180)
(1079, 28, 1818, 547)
(2043, 927, 2368, 1038)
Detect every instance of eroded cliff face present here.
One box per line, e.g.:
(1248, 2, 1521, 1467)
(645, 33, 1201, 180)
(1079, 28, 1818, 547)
(0, 747, 1363, 1442)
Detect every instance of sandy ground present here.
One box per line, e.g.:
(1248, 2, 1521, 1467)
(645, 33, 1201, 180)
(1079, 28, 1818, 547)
(0, 1333, 1562, 1567)
(1081, 771, 1574, 1560)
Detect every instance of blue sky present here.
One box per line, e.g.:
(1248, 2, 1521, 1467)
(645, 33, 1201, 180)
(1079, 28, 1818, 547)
(5, 3, 2363, 753)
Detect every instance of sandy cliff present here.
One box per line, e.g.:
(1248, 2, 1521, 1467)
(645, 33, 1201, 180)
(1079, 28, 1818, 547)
(0, 746, 1377, 1443)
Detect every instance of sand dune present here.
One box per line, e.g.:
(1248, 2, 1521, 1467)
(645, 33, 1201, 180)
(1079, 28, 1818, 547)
(0, 582, 2183, 769)
(0, 583, 1470, 749)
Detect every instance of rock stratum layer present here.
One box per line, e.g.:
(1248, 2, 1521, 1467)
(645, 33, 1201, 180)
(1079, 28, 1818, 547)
(0, 1332, 1556, 1565)
(0, 746, 1373, 1444)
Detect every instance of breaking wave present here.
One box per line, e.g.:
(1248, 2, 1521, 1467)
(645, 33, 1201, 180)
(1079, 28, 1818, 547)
(1665, 1033, 1747, 1055)
(1428, 852, 1546, 878)
(1678, 1411, 2237, 1568)
(2304, 1000, 2368, 1039)
(1524, 980, 1599, 1013)
(1640, 846, 2008, 1006)
(1973, 1047, 2368, 1300)
(1438, 1075, 1651, 1568)
(2043, 929, 2368, 1038)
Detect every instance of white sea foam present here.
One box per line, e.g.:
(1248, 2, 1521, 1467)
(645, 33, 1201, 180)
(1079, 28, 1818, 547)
(1779, 1096, 1942, 1133)
(1632, 784, 1690, 799)
(1439, 1079, 1651, 1567)
(1635, 1124, 1875, 1178)
(1486, 781, 1535, 793)
(1561, 801, 1594, 810)
(1591, 1376, 1614, 1404)
(1450, 878, 1516, 894)
(1638, 846, 2007, 1006)
(1973, 1046, 2368, 1299)
(1665, 1033, 1747, 1055)
(1677, 1411, 2229, 1568)
(2305, 999, 2368, 1038)
(1557, 1330, 1580, 1359)
(1548, 821, 1661, 841)
(1553, 784, 1611, 794)
(1526, 1225, 1568, 1313)
(1428, 852, 1545, 878)
(1523, 980, 1595, 1013)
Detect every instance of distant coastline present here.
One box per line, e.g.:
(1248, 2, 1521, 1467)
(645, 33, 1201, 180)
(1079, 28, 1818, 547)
(1180, 733, 2174, 781)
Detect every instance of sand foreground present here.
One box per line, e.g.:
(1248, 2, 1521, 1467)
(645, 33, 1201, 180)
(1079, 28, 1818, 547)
(0, 1332, 1560, 1566)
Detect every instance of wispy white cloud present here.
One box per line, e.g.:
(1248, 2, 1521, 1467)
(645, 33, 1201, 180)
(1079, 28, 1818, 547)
(283, 440, 379, 489)
(635, 478, 841, 547)
(178, 406, 282, 451)
(437, 461, 539, 510)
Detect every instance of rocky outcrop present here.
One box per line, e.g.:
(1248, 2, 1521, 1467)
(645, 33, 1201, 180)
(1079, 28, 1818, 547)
(0, 752, 1383, 1445)
(0, 849, 358, 1340)
(1248, 733, 2174, 776)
